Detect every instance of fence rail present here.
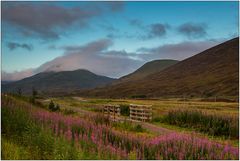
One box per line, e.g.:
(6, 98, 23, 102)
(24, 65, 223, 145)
(103, 104, 153, 122)
(130, 104, 152, 122)
(103, 104, 121, 121)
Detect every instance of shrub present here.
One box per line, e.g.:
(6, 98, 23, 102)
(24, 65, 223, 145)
(48, 100, 55, 111)
(132, 124, 145, 132)
(151, 116, 162, 123)
(17, 88, 22, 96)
(120, 104, 130, 116)
(162, 109, 239, 138)
(48, 101, 60, 112)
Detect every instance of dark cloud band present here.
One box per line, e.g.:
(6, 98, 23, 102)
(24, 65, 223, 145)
(2, 2, 123, 40)
(7, 42, 33, 51)
(178, 22, 207, 38)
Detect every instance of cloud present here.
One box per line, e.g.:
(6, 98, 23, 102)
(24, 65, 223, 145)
(137, 39, 222, 61)
(147, 23, 170, 39)
(128, 20, 170, 40)
(35, 39, 142, 78)
(129, 19, 144, 29)
(2, 38, 226, 81)
(61, 39, 113, 53)
(178, 22, 207, 38)
(7, 42, 33, 51)
(2, 2, 101, 40)
(2, 39, 142, 81)
(2, 69, 34, 81)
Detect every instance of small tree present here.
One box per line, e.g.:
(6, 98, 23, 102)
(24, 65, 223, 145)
(17, 88, 22, 96)
(48, 100, 55, 111)
(48, 101, 60, 112)
(30, 87, 38, 104)
(32, 87, 38, 97)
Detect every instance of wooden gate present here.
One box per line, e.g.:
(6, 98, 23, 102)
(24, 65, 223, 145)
(103, 104, 120, 121)
(130, 104, 152, 122)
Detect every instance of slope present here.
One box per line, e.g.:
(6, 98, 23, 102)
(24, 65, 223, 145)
(81, 37, 239, 98)
(2, 69, 116, 95)
(116, 59, 178, 83)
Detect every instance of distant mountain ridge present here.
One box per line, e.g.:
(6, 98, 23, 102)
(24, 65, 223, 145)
(2, 69, 116, 95)
(80, 37, 239, 98)
(116, 59, 178, 83)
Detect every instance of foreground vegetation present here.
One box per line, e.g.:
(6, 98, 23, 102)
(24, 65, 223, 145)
(159, 110, 239, 138)
(1, 95, 239, 159)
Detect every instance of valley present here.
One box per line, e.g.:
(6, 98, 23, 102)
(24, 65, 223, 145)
(2, 38, 239, 160)
(2, 94, 239, 159)
(1, 3, 239, 159)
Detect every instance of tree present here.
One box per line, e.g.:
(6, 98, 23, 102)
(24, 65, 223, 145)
(17, 88, 22, 96)
(30, 87, 38, 104)
(48, 101, 60, 112)
(48, 100, 55, 111)
(32, 87, 38, 97)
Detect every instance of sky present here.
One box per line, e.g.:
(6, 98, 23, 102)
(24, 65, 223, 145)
(1, 1, 239, 81)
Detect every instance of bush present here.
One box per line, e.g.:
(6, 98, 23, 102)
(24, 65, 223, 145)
(120, 104, 130, 116)
(152, 116, 162, 123)
(48, 101, 60, 112)
(48, 100, 55, 111)
(162, 109, 239, 138)
(132, 124, 145, 132)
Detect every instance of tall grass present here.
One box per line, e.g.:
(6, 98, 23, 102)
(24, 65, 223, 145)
(1, 95, 117, 159)
(1, 95, 239, 160)
(162, 109, 239, 138)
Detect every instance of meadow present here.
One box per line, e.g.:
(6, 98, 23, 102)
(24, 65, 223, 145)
(1, 94, 239, 159)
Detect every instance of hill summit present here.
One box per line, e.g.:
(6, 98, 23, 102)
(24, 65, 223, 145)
(2, 69, 116, 95)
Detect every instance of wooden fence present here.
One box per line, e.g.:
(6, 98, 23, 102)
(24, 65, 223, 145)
(130, 104, 152, 122)
(103, 104, 120, 121)
(103, 104, 152, 122)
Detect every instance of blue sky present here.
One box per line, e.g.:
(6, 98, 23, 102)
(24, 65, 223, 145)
(1, 1, 239, 80)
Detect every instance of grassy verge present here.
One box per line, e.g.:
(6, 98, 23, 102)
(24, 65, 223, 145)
(152, 122, 239, 147)
(2, 95, 239, 160)
(1, 103, 109, 160)
(162, 109, 238, 138)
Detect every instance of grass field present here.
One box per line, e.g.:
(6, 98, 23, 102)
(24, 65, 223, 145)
(41, 97, 239, 143)
(46, 96, 239, 114)
(2, 94, 239, 159)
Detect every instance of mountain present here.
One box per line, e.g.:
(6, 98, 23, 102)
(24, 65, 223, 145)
(1, 80, 14, 85)
(116, 59, 178, 83)
(2, 69, 116, 95)
(81, 37, 239, 98)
